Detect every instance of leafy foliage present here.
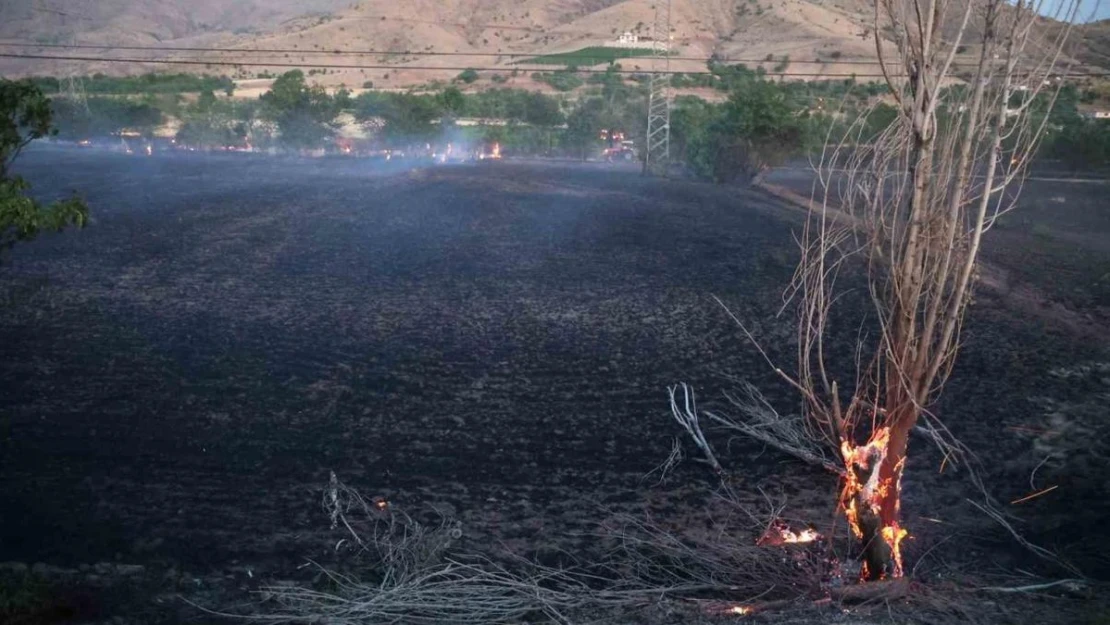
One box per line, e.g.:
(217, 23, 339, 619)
(522, 46, 655, 66)
(1044, 118, 1110, 169)
(683, 78, 806, 183)
(531, 71, 584, 92)
(51, 97, 164, 139)
(1, 79, 88, 258)
(353, 91, 442, 146)
(260, 70, 340, 149)
(31, 72, 234, 95)
(564, 97, 607, 159)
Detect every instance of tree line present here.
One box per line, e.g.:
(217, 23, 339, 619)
(29, 64, 1110, 175)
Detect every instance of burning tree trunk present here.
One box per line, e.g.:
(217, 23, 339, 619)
(790, 0, 1081, 580)
(669, 0, 1083, 583)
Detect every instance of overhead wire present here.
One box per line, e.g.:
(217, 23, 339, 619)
(3, 51, 1108, 79)
(0, 51, 898, 77)
(2, 40, 1101, 70)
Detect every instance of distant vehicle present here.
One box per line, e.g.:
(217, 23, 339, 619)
(604, 140, 636, 162)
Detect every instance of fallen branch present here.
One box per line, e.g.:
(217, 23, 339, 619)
(975, 579, 1086, 594)
(711, 381, 844, 477)
(668, 384, 724, 475)
(966, 498, 1084, 579)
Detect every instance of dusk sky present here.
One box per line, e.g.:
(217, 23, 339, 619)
(1042, 0, 1110, 21)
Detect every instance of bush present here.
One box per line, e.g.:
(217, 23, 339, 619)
(457, 69, 480, 84)
(32, 72, 234, 95)
(362, 81, 374, 89)
(533, 71, 583, 92)
(685, 78, 805, 184)
(1044, 118, 1110, 170)
(1, 79, 89, 256)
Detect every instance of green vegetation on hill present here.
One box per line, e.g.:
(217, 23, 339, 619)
(530, 70, 584, 92)
(31, 73, 235, 96)
(522, 47, 657, 67)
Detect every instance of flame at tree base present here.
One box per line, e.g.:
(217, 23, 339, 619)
(840, 426, 910, 580)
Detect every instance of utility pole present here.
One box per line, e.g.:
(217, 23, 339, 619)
(37, 1, 89, 112)
(642, 0, 672, 177)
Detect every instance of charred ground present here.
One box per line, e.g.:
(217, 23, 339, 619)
(1, 150, 1107, 623)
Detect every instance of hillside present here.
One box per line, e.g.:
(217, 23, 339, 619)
(1, 0, 1107, 88)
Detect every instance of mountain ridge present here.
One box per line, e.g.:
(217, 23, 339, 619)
(1, 0, 1107, 88)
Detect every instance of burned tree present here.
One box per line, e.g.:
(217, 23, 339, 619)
(672, 0, 1082, 582)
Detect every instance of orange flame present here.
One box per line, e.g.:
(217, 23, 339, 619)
(840, 427, 909, 579)
(759, 523, 822, 546)
(728, 605, 753, 616)
(881, 524, 909, 578)
(782, 528, 821, 543)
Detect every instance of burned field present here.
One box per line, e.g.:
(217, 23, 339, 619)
(1, 150, 1108, 623)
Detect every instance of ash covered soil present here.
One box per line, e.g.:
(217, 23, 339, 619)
(1, 150, 1108, 624)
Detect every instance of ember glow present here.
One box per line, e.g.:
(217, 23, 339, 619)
(840, 426, 910, 578)
(758, 522, 822, 546)
(781, 527, 821, 543)
(728, 605, 753, 616)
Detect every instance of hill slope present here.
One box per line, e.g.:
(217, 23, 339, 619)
(1, 0, 1106, 87)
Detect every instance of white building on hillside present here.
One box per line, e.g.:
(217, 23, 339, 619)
(604, 31, 668, 50)
(618, 31, 639, 45)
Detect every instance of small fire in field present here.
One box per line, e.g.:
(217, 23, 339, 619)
(757, 521, 822, 546)
(728, 605, 753, 616)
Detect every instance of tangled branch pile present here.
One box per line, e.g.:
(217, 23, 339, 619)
(229, 474, 835, 624)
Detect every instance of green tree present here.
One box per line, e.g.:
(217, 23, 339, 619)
(197, 89, 217, 113)
(523, 92, 564, 127)
(457, 69, 480, 84)
(669, 95, 716, 164)
(564, 97, 606, 159)
(534, 70, 583, 92)
(354, 91, 442, 146)
(439, 86, 466, 120)
(1045, 118, 1110, 170)
(260, 70, 339, 149)
(1, 79, 88, 257)
(687, 79, 804, 184)
(334, 88, 354, 111)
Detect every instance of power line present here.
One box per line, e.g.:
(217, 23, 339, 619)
(0, 41, 715, 62)
(0, 51, 901, 78)
(2, 52, 1106, 80)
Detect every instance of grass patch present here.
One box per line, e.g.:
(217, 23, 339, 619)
(520, 46, 657, 67)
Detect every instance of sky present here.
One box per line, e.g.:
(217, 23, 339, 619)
(1041, 0, 1110, 22)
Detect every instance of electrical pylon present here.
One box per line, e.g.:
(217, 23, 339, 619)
(37, 1, 89, 112)
(642, 0, 672, 177)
